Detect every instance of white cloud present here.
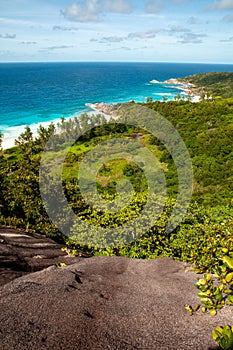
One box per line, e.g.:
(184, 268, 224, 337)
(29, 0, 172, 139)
(93, 29, 160, 43)
(178, 33, 207, 44)
(100, 36, 125, 42)
(61, 2, 100, 22)
(21, 41, 37, 44)
(62, 0, 134, 22)
(209, 0, 233, 10)
(43, 45, 75, 51)
(145, 0, 164, 13)
(128, 29, 160, 39)
(169, 25, 190, 33)
(53, 25, 79, 31)
(0, 33, 16, 39)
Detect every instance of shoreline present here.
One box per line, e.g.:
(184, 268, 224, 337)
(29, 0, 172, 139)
(1, 108, 100, 150)
(150, 77, 201, 102)
(1, 77, 201, 150)
(85, 102, 120, 119)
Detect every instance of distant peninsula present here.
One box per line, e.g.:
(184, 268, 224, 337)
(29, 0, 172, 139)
(180, 71, 233, 99)
(150, 72, 233, 101)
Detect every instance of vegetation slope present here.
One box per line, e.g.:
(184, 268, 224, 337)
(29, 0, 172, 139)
(0, 72, 232, 272)
(182, 71, 233, 99)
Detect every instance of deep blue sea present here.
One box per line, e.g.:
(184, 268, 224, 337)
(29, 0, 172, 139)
(0, 62, 233, 148)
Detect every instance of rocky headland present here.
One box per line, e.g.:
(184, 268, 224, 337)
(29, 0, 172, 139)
(86, 102, 121, 118)
(150, 77, 201, 101)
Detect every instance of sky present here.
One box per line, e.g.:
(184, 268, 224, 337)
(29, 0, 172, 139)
(0, 0, 232, 63)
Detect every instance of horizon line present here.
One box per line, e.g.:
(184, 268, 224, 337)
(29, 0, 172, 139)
(0, 60, 233, 65)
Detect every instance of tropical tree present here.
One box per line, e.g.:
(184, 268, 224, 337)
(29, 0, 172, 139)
(174, 92, 181, 101)
(0, 132, 3, 151)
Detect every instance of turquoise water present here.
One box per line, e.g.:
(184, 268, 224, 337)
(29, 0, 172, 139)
(0, 61, 233, 147)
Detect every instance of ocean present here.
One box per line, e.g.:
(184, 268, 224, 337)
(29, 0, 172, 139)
(0, 61, 233, 148)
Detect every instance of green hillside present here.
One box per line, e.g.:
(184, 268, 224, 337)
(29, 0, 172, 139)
(0, 72, 232, 276)
(182, 71, 233, 99)
(141, 98, 233, 206)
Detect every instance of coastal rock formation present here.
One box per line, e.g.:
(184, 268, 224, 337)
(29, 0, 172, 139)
(87, 102, 120, 118)
(0, 255, 232, 349)
(150, 78, 200, 101)
(150, 78, 181, 84)
(163, 78, 181, 84)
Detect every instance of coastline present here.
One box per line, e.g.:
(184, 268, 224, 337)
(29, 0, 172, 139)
(85, 102, 120, 119)
(86, 77, 202, 118)
(1, 77, 201, 150)
(150, 78, 201, 102)
(1, 109, 100, 150)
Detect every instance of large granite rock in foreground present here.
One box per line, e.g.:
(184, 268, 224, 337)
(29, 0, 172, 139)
(0, 256, 232, 350)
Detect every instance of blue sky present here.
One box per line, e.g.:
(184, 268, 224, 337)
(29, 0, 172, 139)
(0, 0, 232, 63)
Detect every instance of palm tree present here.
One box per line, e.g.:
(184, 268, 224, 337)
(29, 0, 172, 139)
(174, 92, 181, 101)
(0, 132, 3, 151)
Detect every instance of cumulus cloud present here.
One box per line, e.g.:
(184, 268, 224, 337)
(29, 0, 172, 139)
(0, 33, 16, 39)
(208, 0, 233, 11)
(145, 0, 164, 13)
(62, 0, 134, 22)
(220, 36, 233, 42)
(53, 25, 79, 31)
(61, 2, 100, 22)
(178, 32, 207, 44)
(223, 12, 233, 21)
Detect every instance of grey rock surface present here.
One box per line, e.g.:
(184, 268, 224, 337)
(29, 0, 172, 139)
(0, 256, 232, 350)
(0, 227, 85, 286)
